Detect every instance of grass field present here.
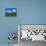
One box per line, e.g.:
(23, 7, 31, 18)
(5, 12, 16, 17)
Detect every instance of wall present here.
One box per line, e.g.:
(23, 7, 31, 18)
(0, 0, 46, 44)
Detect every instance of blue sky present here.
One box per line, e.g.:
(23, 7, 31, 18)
(5, 8, 16, 12)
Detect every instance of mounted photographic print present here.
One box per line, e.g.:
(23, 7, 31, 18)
(5, 8, 17, 17)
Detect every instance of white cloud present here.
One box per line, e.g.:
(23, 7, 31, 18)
(12, 9, 16, 12)
(7, 10, 11, 12)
